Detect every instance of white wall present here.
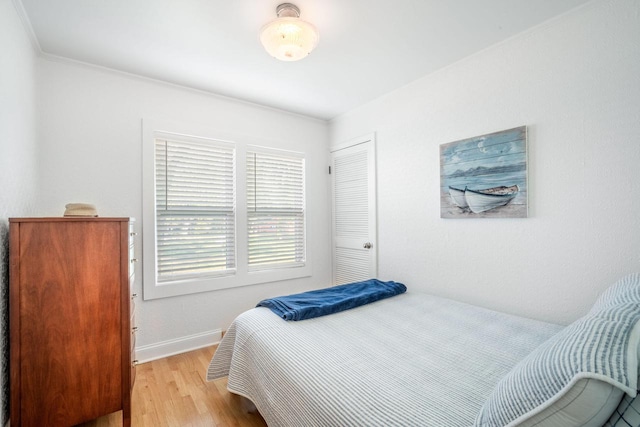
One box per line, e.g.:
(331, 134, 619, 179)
(0, 0, 38, 217)
(0, 0, 39, 423)
(330, 0, 640, 325)
(36, 58, 331, 350)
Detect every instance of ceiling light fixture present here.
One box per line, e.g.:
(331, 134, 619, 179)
(260, 3, 319, 62)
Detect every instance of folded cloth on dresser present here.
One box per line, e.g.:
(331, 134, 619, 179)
(256, 278, 406, 321)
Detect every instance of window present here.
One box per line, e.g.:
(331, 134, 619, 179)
(155, 138, 236, 282)
(247, 150, 305, 270)
(142, 120, 311, 300)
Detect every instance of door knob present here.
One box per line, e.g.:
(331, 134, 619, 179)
(363, 242, 372, 249)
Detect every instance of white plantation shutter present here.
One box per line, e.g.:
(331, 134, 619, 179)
(155, 138, 236, 281)
(247, 150, 305, 270)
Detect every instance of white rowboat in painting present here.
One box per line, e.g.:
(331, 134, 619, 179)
(464, 185, 519, 213)
(449, 185, 519, 213)
(448, 186, 468, 208)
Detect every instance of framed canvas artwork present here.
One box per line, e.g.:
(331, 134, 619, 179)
(440, 126, 528, 219)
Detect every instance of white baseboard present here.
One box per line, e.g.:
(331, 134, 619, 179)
(135, 329, 222, 364)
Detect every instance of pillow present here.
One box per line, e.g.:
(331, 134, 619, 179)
(474, 274, 640, 427)
(515, 379, 623, 427)
(605, 387, 640, 426)
(604, 351, 640, 427)
(591, 273, 640, 312)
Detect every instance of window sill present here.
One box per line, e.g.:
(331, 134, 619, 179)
(142, 263, 312, 300)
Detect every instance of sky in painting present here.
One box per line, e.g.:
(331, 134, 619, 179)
(440, 126, 527, 192)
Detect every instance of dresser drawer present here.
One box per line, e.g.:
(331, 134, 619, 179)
(130, 310, 137, 389)
(128, 223, 137, 278)
(130, 292, 137, 316)
(129, 245, 138, 284)
(131, 353, 137, 390)
(128, 223, 137, 245)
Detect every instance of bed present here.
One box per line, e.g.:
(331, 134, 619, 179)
(207, 274, 640, 427)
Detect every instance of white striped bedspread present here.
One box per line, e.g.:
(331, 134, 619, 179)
(207, 292, 563, 426)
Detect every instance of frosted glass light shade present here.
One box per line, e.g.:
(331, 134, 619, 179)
(260, 14, 319, 61)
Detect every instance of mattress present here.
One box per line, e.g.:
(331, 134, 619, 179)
(207, 292, 563, 426)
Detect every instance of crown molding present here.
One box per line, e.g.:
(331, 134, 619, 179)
(11, 0, 42, 54)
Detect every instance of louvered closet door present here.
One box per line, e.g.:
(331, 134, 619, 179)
(331, 134, 377, 285)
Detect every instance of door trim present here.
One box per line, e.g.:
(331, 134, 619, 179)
(330, 132, 376, 153)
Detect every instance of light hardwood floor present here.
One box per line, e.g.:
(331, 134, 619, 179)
(77, 346, 267, 427)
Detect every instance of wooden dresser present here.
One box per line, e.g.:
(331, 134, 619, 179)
(9, 217, 137, 427)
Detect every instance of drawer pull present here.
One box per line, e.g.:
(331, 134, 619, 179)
(131, 326, 138, 334)
(130, 258, 138, 263)
(130, 232, 138, 236)
(132, 360, 139, 367)
(131, 293, 138, 299)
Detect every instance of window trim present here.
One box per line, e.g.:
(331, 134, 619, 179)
(155, 136, 237, 282)
(142, 119, 311, 300)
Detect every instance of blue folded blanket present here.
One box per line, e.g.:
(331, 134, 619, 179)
(256, 279, 407, 321)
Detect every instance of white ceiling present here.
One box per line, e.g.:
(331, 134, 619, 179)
(19, 0, 590, 120)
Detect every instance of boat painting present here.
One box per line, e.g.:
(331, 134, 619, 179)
(440, 127, 527, 218)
